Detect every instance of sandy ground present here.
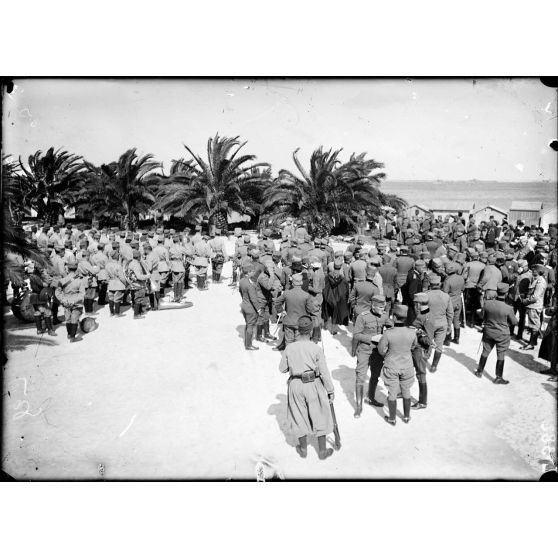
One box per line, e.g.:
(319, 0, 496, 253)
(2, 237, 556, 480)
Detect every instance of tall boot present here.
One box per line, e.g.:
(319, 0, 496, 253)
(354, 384, 364, 418)
(296, 435, 308, 458)
(412, 381, 427, 408)
(523, 331, 538, 351)
(255, 325, 266, 342)
(317, 435, 333, 460)
(45, 317, 57, 336)
(475, 354, 488, 377)
(114, 302, 122, 317)
(365, 378, 384, 407)
(108, 300, 115, 316)
(402, 398, 411, 423)
(215, 271, 221, 283)
(69, 323, 78, 342)
(452, 327, 460, 344)
(443, 333, 451, 346)
(201, 275, 207, 290)
(177, 282, 184, 301)
(312, 326, 321, 343)
(229, 270, 237, 286)
(196, 275, 203, 289)
(245, 325, 259, 350)
(35, 315, 45, 334)
(384, 399, 397, 425)
(133, 302, 142, 319)
(494, 360, 509, 384)
(98, 283, 107, 305)
(431, 350, 442, 372)
(516, 323, 524, 341)
(149, 293, 155, 310)
(52, 302, 60, 324)
(66, 323, 72, 339)
(153, 293, 160, 310)
(263, 321, 276, 341)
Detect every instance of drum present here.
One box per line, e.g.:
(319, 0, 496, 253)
(80, 317, 98, 333)
(11, 290, 36, 323)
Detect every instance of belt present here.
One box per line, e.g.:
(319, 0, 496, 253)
(299, 371, 317, 383)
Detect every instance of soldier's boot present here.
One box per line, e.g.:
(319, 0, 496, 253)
(108, 301, 115, 316)
(365, 378, 384, 407)
(245, 325, 259, 350)
(98, 284, 107, 305)
(215, 271, 221, 283)
(148, 293, 155, 310)
(263, 322, 276, 341)
(443, 333, 451, 346)
(114, 302, 123, 317)
(255, 325, 266, 343)
(452, 327, 460, 344)
(196, 275, 203, 289)
(354, 384, 364, 418)
(402, 398, 411, 423)
(523, 331, 538, 351)
(45, 317, 57, 336)
(173, 283, 180, 302)
(384, 399, 397, 426)
(475, 355, 488, 377)
(412, 381, 427, 409)
(133, 303, 143, 319)
(201, 275, 208, 290)
(69, 323, 81, 342)
(312, 326, 322, 343)
(516, 324, 524, 341)
(66, 323, 72, 339)
(154, 293, 160, 310)
(52, 302, 60, 324)
(430, 350, 442, 372)
(317, 435, 333, 460)
(35, 315, 45, 334)
(493, 360, 509, 384)
(296, 435, 308, 459)
(229, 270, 237, 287)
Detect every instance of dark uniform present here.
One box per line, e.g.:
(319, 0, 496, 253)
(426, 275, 453, 372)
(275, 274, 311, 346)
(239, 265, 260, 350)
(476, 283, 518, 384)
(443, 262, 465, 344)
(411, 292, 433, 409)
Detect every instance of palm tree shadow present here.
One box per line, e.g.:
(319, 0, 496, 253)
(331, 364, 356, 411)
(444, 347, 495, 381)
(4, 331, 59, 352)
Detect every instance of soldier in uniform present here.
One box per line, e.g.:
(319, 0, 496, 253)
(378, 255, 398, 317)
(521, 264, 547, 350)
(349, 262, 383, 326)
(168, 239, 186, 302)
(55, 258, 87, 342)
(426, 274, 453, 372)
(127, 249, 150, 319)
(353, 294, 392, 415)
(274, 273, 311, 350)
(153, 235, 171, 296)
(105, 249, 128, 317)
(238, 263, 260, 351)
(77, 251, 99, 315)
(91, 242, 109, 306)
(443, 261, 465, 344)
(510, 259, 531, 341)
(279, 315, 336, 460)
(411, 292, 433, 409)
(29, 257, 57, 336)
(377, 305, 418, 425)
(475, 283, 518, 384)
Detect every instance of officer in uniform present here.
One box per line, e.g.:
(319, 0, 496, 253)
(521, 263, 547, 350)
(29, 258, 56, 336)
(105, 250, 128, 317)
(462, 249, 485, 327)
(127, 249, 151, 319)
(77, 251, 99, 315)
(279, 315, 335, 460)
(55, 258, 87, 342)
(475, 283, 518, 384)
(154, 235, 171, 296)
(353, 294, 392, 416)
(91, 242, 109, 306)
(238, 263, 260, 351)
(274, 273, 311, 350)
(443, 261, 465, 344)
(377, 305, 418, 425)
(411, 292, 432, 409)
(348, 262, 383, 326)
(168, 240, 186, 302)
(426, 274, 453, 372)
(477, 252, 502, 303)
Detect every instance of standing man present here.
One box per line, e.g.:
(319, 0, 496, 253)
(279, 315, 336, 460)
(127, 249, 151, 319)
(105, 251, 128, 317)
(274, 273, 311, 350)
(377, 305, 418, 425)
(426, 275, 453, 372)
(169, 240, 186, 302)
(239, 263, 261, 351)
(55, 258, 87, 342)
(521, 264, 547, 350)
(475, 283, 518, 384)
(442, 262, 465, 345)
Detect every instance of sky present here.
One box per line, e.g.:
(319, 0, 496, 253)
(3, 78, 557, 181)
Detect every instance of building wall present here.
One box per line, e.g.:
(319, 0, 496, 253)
(432, 209, 471, 221)
(508, 210, 540, 228)
(407, 206, 430, 220)
(540, 209, 558, 230)
(473, 207, 507, 224)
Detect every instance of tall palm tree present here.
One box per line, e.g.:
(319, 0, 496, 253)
(262, 147, 391, 236)
(155, 134, 270, 231)
(76, 149, 161, 230)
(18, 147, 87, 225)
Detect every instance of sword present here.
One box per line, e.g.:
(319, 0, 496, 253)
(329, 400, 341, 451)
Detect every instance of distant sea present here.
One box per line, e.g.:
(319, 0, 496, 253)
(382, 180, 557, 211)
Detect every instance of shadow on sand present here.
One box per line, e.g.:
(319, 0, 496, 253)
(4, 331, 59, 352)
(444, 347, 495, 382)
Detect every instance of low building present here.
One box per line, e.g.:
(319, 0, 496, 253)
(429, 201, 476, 221)
(540, 206, 558, 231)
(508, 201, 543, 228)
(406, 204, 432, 220)
(471, 205, 508, 225)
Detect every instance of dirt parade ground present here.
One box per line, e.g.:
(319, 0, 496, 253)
(2, 237, 556, 480)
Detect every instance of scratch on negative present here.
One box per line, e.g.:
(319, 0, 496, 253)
(119, 414, 137, 438)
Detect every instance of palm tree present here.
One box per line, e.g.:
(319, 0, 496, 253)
(262, 147, 392, 236)
(76, 149, 161, 230)
(154, 134, 270, 231)
(18, 147, 87, 225)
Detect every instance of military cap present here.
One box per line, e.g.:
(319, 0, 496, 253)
(55, 244, 65, 251)
(446, 262, 457, 274)
(147, 231, 154, 238)
(251, 249, 261, 257)
(97, 242, 105, 249)
(292, 255, 302, 263)
(516, 259, 528, 268)
(487, 253, 497, 264)
(111, 241, 120, 249)
(143, 243, 152, 251)
(399, 245, 409, 253)
(130, 240, 139, 248)
(310, 256, 321, 266)
(234, 227, 242, 236)
(368, 255, 382, 266)
(479, 251, 488, 258)
(66, 257, 78, 270)
(215, 228, 221, 235)
(195, 225, 202, 231)
(448, 244, 458, 253)
(456, 253, 467, 264)
(273, 250, 282, 257)
(371, 294, 386, 304)
(243, 235, 251, 244)
(291, 273, 303, 285)
(429, 274, 441, 285)
(414, 259, 426, 269)
(334, 250, 344, 257)
(297, 315, 313, 333)
(414, 292, 429, 304)
(389, 239, 398, 248)
(169, 229, 175, 235)
(263, 228, 272, 237)
(432, 257, 443, 267)
(392, 304, 408, 320)
(242, 263, 254, 274)
(420, 250, 430, 258)
(132, 249, 141, 259)
(47, 239, 55, 247)
(496, 283, 509, 296)
(533, 264, 546, 273)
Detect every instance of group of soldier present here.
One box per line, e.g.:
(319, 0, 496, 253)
(235, 213, 556, 458)
(7, 223, 231, 342)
